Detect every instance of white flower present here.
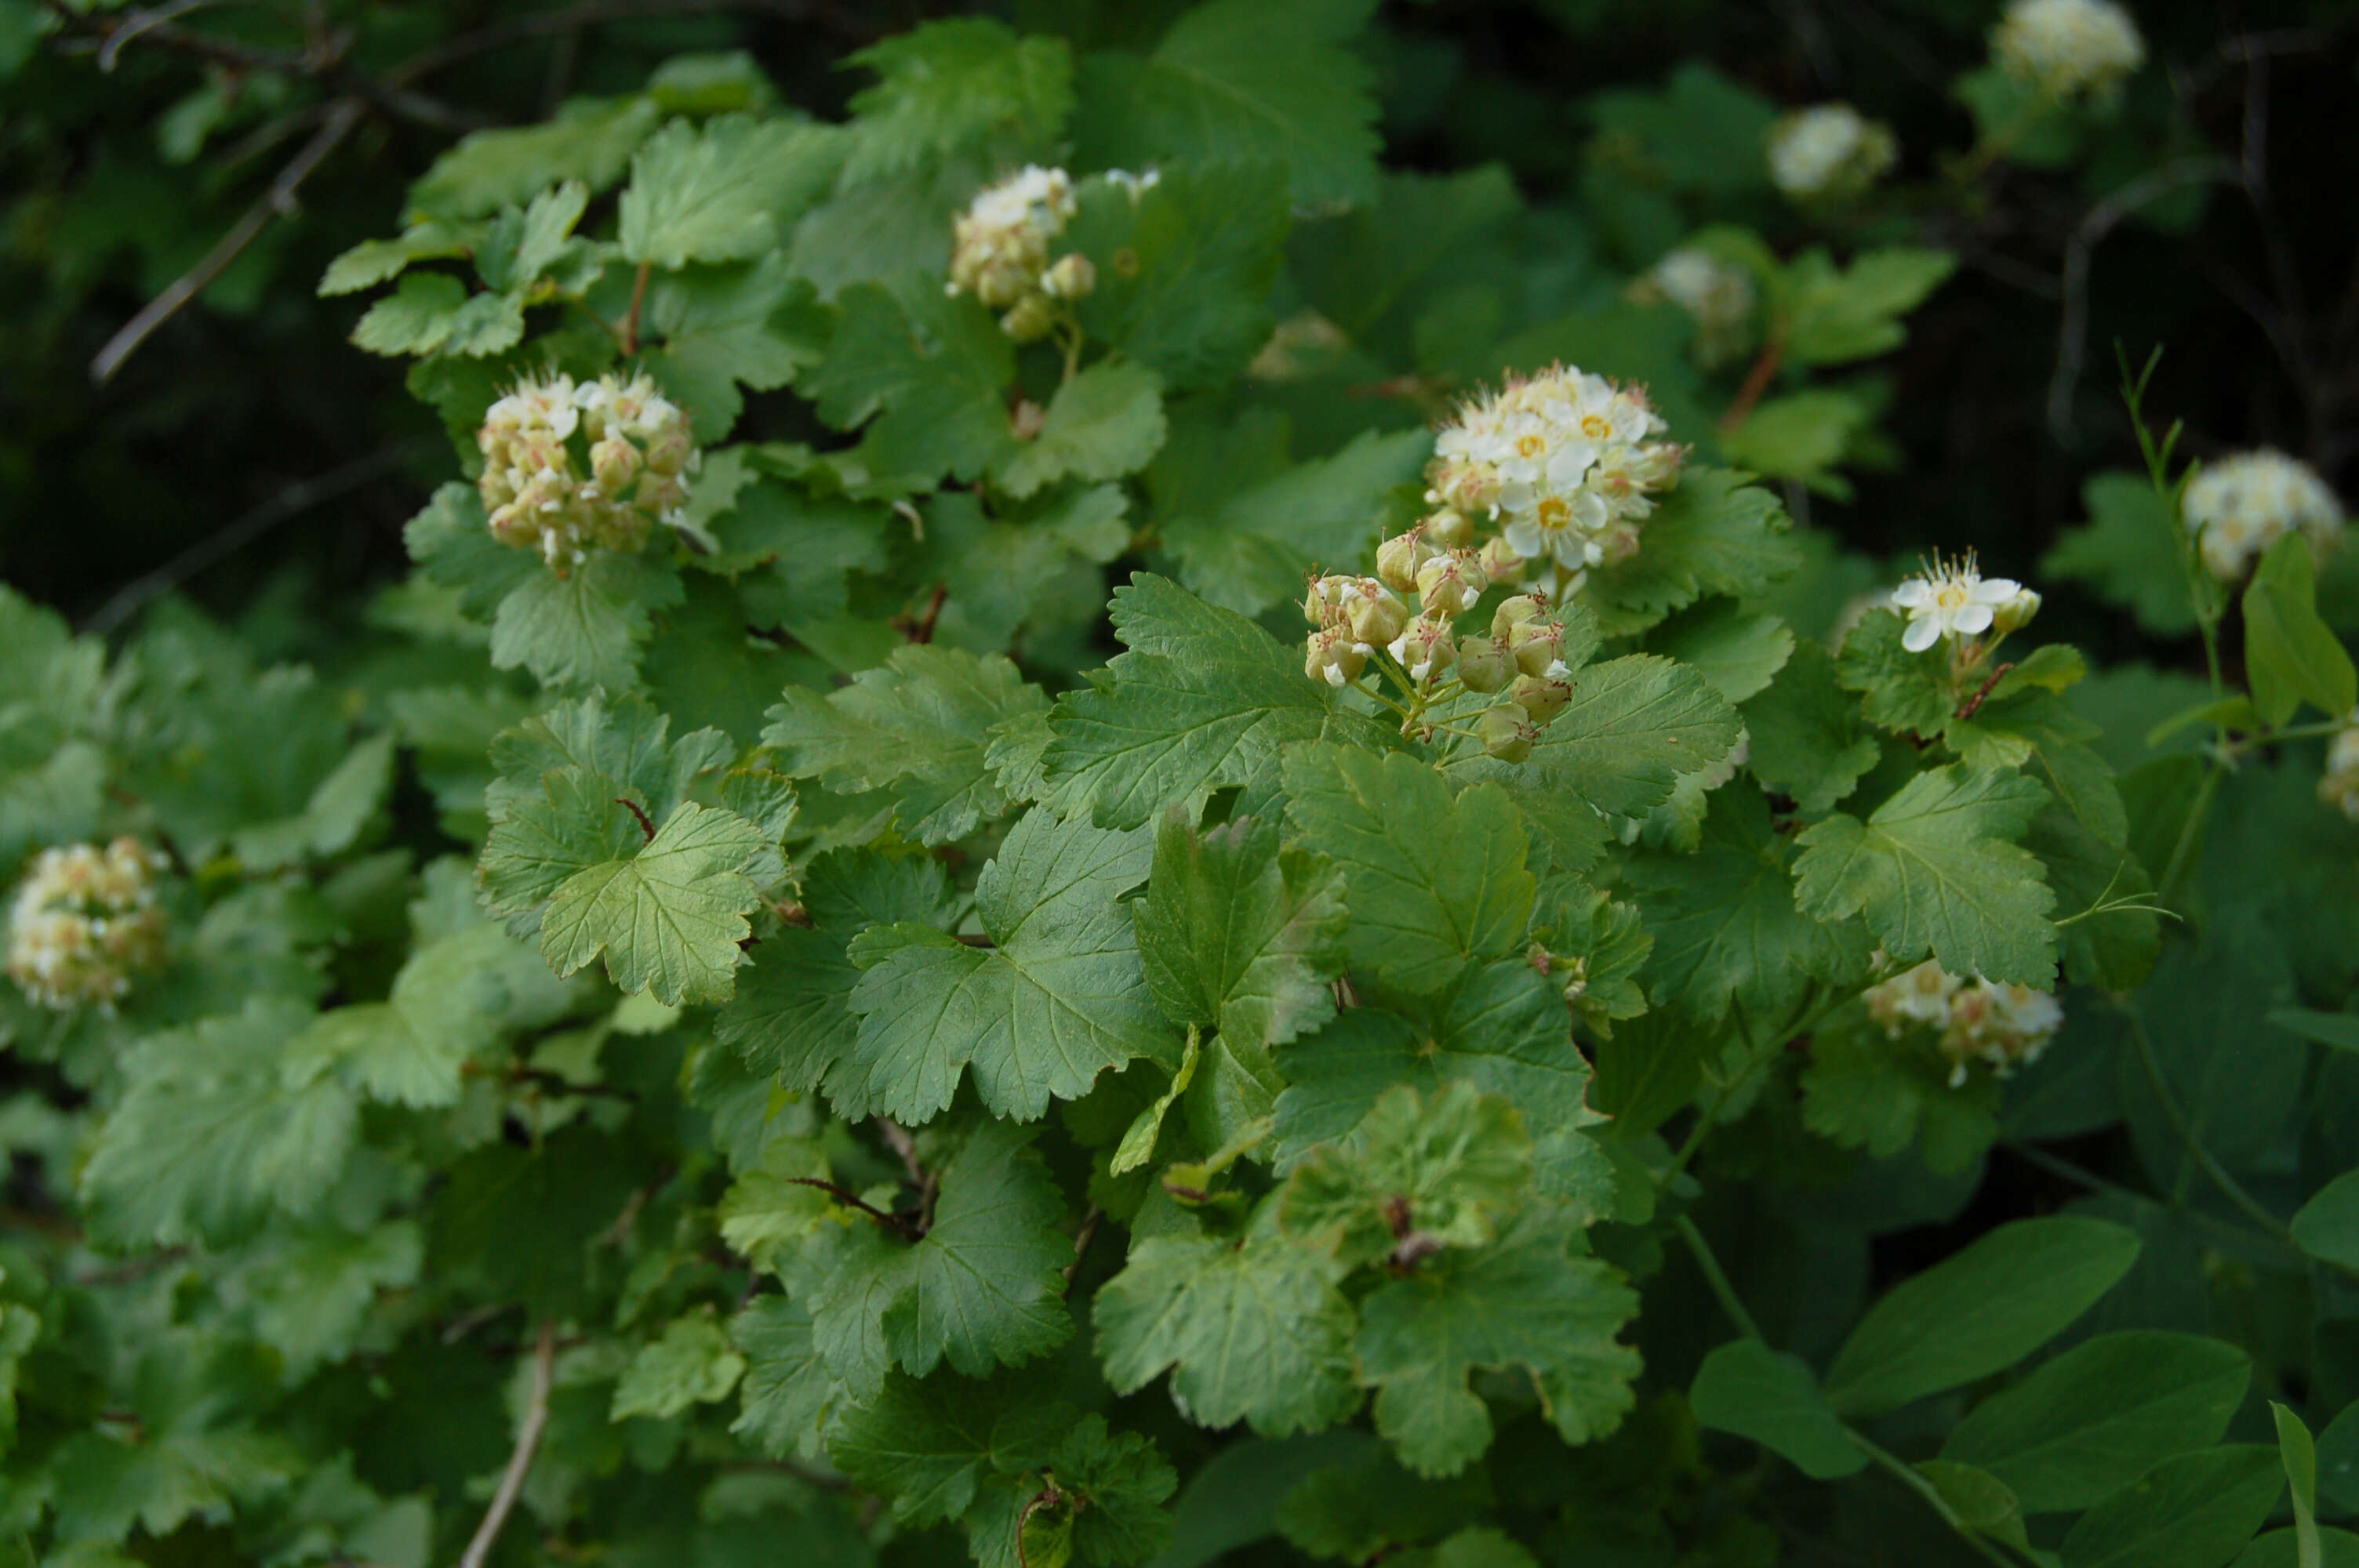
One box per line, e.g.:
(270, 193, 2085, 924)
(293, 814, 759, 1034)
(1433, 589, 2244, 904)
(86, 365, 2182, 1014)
(947, 165, 1080, 324)
(7, 838, 170, 1010)
(479, 370, 698, 569)
(1768, 103, 1898, 200)
(1426, 363, 1685, 596)
(1865, 960, 2063, 1087)
(1891, 554, 2023, 652)
(1636, 248, 1755, 366)
(1994, 0, 2146, 100)
(2182, 448, 2345, 583)
(2321, 711, 2359, 822)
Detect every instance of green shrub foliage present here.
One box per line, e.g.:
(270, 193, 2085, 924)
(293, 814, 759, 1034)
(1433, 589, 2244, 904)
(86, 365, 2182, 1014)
(5, 1, 2359, 1564)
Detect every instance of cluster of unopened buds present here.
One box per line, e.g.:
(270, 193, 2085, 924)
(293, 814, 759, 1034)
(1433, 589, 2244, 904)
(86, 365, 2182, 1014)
(1864, 958, 2064, 1087)
(946, 165, 1102, 343)
(478, 371, 698, 570)
(2180, 449, 2345, 583)
(1303, 539, 1578, 762)
(5, 838, 170, 1011)
(1890, 551, 2041, 655)
(1768, 102, 1898, 201)
(1424, 362, 1686, 600)
(2320, 713, 2359, 822)
(1992, 0, 2146, 101)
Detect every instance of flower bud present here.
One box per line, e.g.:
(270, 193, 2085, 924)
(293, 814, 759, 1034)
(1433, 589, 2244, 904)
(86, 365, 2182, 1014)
(1304, 627, 1365, 688)
(1491, 594, 1547, 643)
(1303, 575, 1351, 628)
(1376, 530, 1434, 593)
(1426, 509, 1475, 550)
(1992, 586, 2042, 635)
(1456, 636, 1511, 693)
(1347, 584, 1408, 647)
(1042, 252, 1096, 299)
(1507, 618, 1566, 677)
(1417, 550, 1488, 617)
(591, 434, 643, 495)
(1510, 673, 1572, 724)
(1478, 535, 1525, 585)
(1387, 616, 1457, 683)
(1000, 294, 1058, 343)
(1478, 706, 1536, 763)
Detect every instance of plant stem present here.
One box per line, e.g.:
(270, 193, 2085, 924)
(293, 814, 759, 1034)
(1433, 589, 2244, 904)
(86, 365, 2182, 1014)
(1674, 1216, 1764, 1341)
(621, 260, 652, 356)
(1848, 1428, 2024, 1568)
(2156, 758, 2223, 906)
(460, 1319, 556, 1568)
(2125, 1009, 2295, 1241)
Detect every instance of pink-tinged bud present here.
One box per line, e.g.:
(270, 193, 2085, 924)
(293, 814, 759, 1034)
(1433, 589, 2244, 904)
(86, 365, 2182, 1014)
(1456, 636, 1511, 693)
(1479, 705, 1536, 762)
(1388, 616, 1457, 682)
(1304, 574, 1354, 628)
(592, 434, 643, 495)
(1478, 535, 1525, 584)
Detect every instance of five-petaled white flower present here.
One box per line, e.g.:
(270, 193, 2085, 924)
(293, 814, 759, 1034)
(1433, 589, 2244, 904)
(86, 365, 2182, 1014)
(1891, 555, 2023, 652)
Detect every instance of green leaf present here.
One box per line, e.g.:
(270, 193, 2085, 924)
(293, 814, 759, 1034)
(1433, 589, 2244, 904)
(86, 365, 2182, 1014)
(1688, 1340, 1867, 1480)
(1837, 606, 1954, 738)
(1801, 1024, 2001, 1174)
(1719, 390, 1874, 496)
(618, 114, 846, 269)
(1779, 247, 1957, 368)
(1283, 746, 1535, 996)
(2245, 532, 2356, 728)
(318, 218, 482, 296)
(1451, 654, 1743, 828)
(2060, 1446, 2285, 1568)
(1823, 1216, 2140, 1418)
(1282, 1081, 1533, 1269)
(1043, 574, 1391, 830)
(1135, 806, 1348, 1051)
(995, 361, 1169, 500)
(232, 1221, 423, 1384)
(731, 1296, 842, 1461)
(827, 1371, 1021, 1524)
(640, 258, 829, 441)
(540, 800, 769, 1005)
(1742, 639, 1880, 812)
(81, 1000, 354, 1249)
(612, 1313, 747, 1421)
(1581, 468, 1800, 637)
(1793, 764, 2058, 985)
(1161, 428, 1430, 615)
(805, 281, 1016, 485)
(1645, 597, 1794, 705)
(1939, 1330, 2251, 1513)
(717, 1136, 834, 1271)
(2124, 909, 2303, 1192)
(1064, 162, 1293, 394)
(1623, 786, 1874, 1026)
(841, 18, 1073, 183)
(2292, 1170, 2359, 1272)
(834, 808, 1174, 1123)
(350, 273, 527, 359)
(2043, 472, 2199, 637)
(2268, 1008, 2359, 1054)
(2276, 1403, 2323, 1568)
(1354, 1209, 1640, 1475)
(1073, 0, 1381, 209)
(489, 550, 681, 691)
(764, 644, 1048, 845)
(1094, 1232, 1361, 1436)
(409, 96, 660, 219)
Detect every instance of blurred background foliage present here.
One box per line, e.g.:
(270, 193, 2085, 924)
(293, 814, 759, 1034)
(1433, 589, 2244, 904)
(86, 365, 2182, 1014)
(4, 0, 2358, 669)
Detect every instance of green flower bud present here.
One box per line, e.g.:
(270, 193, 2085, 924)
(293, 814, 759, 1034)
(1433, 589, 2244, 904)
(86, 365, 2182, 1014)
(1456, 636, 1511, 693)
(1479, 535, 1525, 585)
(1043, 252, 1096, 299)
(1478, 705, 1536, 763)
(1376, 530, 1434, 593)
(1416, 550, 1489, 618)
(1347, 585, 1408, 647)
(1507, 618, 1567, 677)
(1992, 586, 2042, 635)
(1491, 594, 1547, 642)
(1388, 615, 1457, 682)
(1304, 574, 1353, 627)
(1510, 673, 1572, 724)
(1304, 627, 1366, 688)
(1000, 294, 1058, 343)
(1426, 509, 1475, 549)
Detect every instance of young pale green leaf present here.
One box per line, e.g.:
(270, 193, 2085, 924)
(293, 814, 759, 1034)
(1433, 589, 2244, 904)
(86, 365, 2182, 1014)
(834, 808, 1174, 1123)
(1073, 0, 1381, 209)
(1134, 806, 1347, 1051)
(639, 257, 828, 441)
(351, 273, 525, 358)
(840, 18, 1073, 184)
(1533, 877, 1652, 1027)
(1645, 597, 1795, 705)
(716, 1136, 834, 1271)
(730, 1295, 842, 1461)
(994, 361, 1169, 500)
(763, 644, 1048, 845)
(1623, 787, 1874, 1026)
(1688, 1340, 1866, 1480)
(1354, 1210, 1640, 1476)
(2275, 1404, 2322, 1568)
(540, 800, 769, 1005)
(1718, 390, 1874, 497)
(1823, 1216, 2140, 1418)
(1284, 746, 1535, 997)
(1742, 639, 1880, 812)
(618, 114, 845, 269)
(319, 218, 482, 296)
(612, 1314, 747, 1421)
(1939, 1330, 2249, 1513)
(1779, 247, 1957, 368)
(1281, 1081, 1533, 1270)
(1793, 764, 2058, 985)
(2245, 532, 2356, 728)
(1093, 1232, 1361, 1437)
(2059, 1446, 2285, 1568)
(1043, 575, 1392, 830)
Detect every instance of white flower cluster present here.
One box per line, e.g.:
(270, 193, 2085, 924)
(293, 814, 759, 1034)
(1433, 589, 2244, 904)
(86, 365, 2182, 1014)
(1425, 364, 1685, 596)
(6, 838, 169, 1011)
(1865, 959, 2064, 1087)
(2181, 449, 2345, 583)
(1768, 103, 1898, 201)
(478, 371, 698, 570)
(946, 165, 1101, 342)
(1891, 553, 2040, 652)
(2320, 713, 2359, 822)
(1633, 248, 1756, 368)
(1993, 0, 2146, 100)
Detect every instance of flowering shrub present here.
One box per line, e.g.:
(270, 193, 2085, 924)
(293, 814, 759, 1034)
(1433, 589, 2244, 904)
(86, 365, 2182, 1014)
(7, 3, 2359, 1567)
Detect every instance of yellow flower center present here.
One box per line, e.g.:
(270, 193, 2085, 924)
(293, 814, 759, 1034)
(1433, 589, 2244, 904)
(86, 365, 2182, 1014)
(1581, 413, 1612, 440)
(1516, 433, 1547, 459)
(1535, 496, 1572, 532)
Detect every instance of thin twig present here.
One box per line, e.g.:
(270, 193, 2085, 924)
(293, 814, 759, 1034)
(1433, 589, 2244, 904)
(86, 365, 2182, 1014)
(909, 583, 949, 644)
(1719, 336, 1784, 433)
(620, 260, 652, 356)
(616, 797, 656, 843)
(90, 96, 364, 384)
(460, 1319, 557, 1568)
(81, 443, 420, 635)
(786, 1178, 923, 1240)
(1063, 1207, 1103, 1294)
